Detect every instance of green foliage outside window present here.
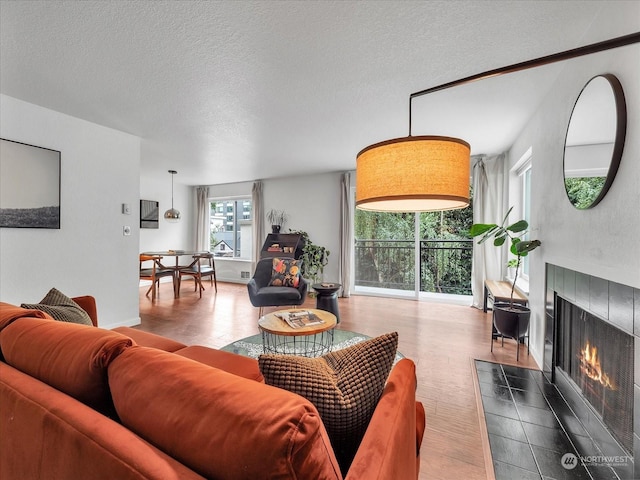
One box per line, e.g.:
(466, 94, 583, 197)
(354, 192, 474, 294)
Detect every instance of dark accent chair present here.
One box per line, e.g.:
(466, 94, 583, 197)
(247, 258, 308, 317)
(177, 252, 217, 298)
(139, 254, 176, 300)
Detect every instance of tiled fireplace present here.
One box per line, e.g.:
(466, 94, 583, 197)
(545, 264, 638, 479)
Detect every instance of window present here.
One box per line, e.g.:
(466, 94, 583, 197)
(209, 198, 252, 259)
(512, 148, 532, 278)
(353, 198, 473, 296)
(521, 164, 532, 277)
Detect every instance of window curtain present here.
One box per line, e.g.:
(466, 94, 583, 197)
(195, 186, 209, 252)
(252, 181, 264, 265)
(339, 172, 352, 297)
(471, 154, 506, 309)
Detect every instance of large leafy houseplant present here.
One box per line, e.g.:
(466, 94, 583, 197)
(288, 229, 330, 286)
(469, 206, 541, 309)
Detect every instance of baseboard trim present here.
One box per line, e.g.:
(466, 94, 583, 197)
(104, 316, 141, 330)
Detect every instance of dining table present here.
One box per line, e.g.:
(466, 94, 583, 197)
(141, 250, 209, 298)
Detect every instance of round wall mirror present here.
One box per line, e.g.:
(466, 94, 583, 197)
(563, 74, 626, 209)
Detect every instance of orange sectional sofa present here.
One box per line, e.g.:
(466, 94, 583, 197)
(0, 296, 425, 479)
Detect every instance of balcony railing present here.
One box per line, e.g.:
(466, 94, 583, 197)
(355, 239, 473, 295)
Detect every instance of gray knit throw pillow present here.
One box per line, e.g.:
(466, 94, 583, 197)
(21, 288, 93, 326)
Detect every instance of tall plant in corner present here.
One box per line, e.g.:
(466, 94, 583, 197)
(288, 229, 330, 286)
(469, 206, 541, 309)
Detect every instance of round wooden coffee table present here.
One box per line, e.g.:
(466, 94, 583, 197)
(258, 308, 337, 357)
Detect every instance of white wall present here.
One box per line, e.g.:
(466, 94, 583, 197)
(264, 172, 342, 283)
(201, 174, 343, 284)
(139, 174, 192, 252)
(0, 95, 141, 328)
(508, 24, 640, 366)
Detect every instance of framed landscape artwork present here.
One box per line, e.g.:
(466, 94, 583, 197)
(0, 138, 61, 229)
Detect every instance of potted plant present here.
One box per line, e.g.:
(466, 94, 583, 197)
(288, 229, 330, 287)
(469, 207, 541, 352)
(266, 209, 288, 234)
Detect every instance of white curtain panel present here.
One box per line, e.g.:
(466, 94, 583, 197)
(471, 154, 506, 309)
(195, 186, 209, 251)
(339, 172, 352, 297)
(252, 181, 264, 266)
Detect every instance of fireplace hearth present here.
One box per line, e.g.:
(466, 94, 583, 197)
(546, 264, 638, 480)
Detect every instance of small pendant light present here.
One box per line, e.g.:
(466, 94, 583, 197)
(164, 169, 181, 222)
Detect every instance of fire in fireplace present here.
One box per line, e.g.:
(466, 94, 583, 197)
(578, 340, 616, 390)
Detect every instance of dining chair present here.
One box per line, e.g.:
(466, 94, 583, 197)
(177, 252, 217, 298)
(139, 254, 176, 300)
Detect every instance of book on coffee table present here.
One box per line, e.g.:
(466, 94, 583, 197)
(275, 310, 325, 329)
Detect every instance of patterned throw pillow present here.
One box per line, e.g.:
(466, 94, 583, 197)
(268, 257, 301, 288)
(21, 287, 93, 326)
(258, 332, 398, 475)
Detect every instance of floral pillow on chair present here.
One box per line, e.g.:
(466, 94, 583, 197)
(268, 258, 302, 288)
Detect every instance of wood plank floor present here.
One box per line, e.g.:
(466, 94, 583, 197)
(137, 280, 539, 480)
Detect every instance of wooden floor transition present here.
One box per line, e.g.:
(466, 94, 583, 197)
(136, 280, 539, 480)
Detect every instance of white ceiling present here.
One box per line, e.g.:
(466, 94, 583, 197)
(1, 1, 638, 187)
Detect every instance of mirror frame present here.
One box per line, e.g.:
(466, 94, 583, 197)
(563, 73, 627, 209)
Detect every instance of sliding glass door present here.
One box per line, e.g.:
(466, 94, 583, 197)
(354, 203, 473, 298)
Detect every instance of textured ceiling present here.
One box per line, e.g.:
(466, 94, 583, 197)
(1, 1, 638, 186)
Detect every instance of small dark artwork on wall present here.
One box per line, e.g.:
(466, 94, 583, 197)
(0, 138, 61, 229)
(140, 199, 159, 229)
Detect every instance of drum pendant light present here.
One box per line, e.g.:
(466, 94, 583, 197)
(164, 169, 181, 222)
(356, 135, 470, 212)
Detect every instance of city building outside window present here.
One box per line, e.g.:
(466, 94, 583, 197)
(209, 198, 252, 259)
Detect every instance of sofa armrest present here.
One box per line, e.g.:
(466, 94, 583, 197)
(72, 296, 98, 327)
(174, 345, 264, 382)
(112, 327, 187, 353)
(345, 358, 424, 480)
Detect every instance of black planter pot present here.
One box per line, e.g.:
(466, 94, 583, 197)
(271, 225, 281, 234)
(491, 302, 530, 361)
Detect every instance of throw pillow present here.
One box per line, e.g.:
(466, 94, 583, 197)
(258, 331, 398, 474)
(268, 257, 301, 288)
(21, 287, 93, 326)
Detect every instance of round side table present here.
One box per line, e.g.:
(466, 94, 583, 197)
(258, 308, 337, 357)
(312, 283, 342, 323)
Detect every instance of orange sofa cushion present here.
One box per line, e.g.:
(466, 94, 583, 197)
(108, 346, 342, 480)
(0, 363, 206, 480)
(0, 317, 133, 415)
(0, 302, 53, 332)
(72, 295, 98, 326)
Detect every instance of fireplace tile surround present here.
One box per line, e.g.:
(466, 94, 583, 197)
(546, 264, 639, 480)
